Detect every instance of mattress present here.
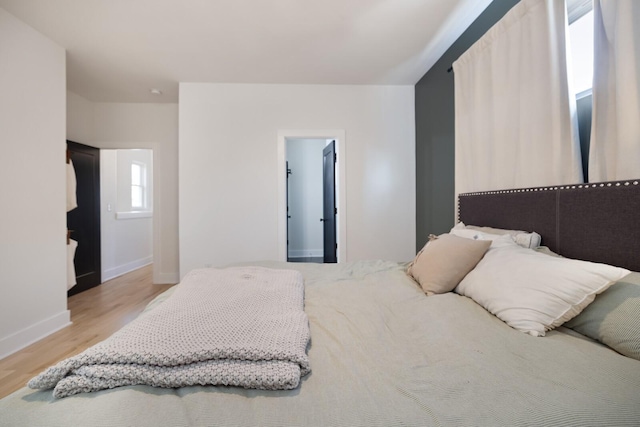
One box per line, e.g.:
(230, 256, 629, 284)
(1, 260, 639, 426)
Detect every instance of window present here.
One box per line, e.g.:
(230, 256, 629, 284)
(131, 162, 146, 209)
(568, 3, 594, 96)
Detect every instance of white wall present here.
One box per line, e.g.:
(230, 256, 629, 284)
(286, 139, 327, 258)
(0, 8, 70, 358)
(67, 94, 179, 284)
(67, 91, 94, 144)
(179, 83, 415, 276)
(101, 149, 153, 281)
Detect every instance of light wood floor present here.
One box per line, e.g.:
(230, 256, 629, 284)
(0, 264, 174, 399)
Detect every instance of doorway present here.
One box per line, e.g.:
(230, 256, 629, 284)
(66, 145, 154, 295)
(286, 139, 333, 263)
(277, 130, 346, 263)
(100, 149, 154, 282)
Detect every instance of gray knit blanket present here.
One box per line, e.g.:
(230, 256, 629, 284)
(28, 266, 311, 398)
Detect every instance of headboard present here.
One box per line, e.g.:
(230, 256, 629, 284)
(458, 180, 640, 272)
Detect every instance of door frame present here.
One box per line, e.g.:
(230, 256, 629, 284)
(99, 148, 154, 283)
(93, 143, 168, 285)
(277, 130, 347, 263)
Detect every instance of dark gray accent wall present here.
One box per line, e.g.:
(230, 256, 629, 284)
(414, 0, 520, 251)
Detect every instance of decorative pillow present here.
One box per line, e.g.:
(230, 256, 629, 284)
(449, 228, 517, 250)
(407, 234, 491, 296)
(455, 238, 630, 337)
(452, 222, 541, 249)
(564, 272, 640, 361)
(449, 227, 507, 243)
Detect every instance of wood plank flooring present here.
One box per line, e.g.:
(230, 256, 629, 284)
(0, 264, 174, 399)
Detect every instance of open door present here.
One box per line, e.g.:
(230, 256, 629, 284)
(322, 141, 337, 263)
(286, 161, 292, 261)
(67, 140, 101, 296)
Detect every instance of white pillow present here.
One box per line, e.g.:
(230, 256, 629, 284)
(449, 227, 515, 247)
(452, 222, 541, 249)
(450, 227, 501, 241)
(455, 238, 630, 337)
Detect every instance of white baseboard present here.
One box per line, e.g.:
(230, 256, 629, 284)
(288, 249, 323, 258)
(0, 310, 71, 360)
(103, 256, 153, 282)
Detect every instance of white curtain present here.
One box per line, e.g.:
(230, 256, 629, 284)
(453, 0, 583, 198)
(589, 0, 640, 182)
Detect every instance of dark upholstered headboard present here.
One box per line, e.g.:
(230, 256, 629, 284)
(458, 180, 640, 272)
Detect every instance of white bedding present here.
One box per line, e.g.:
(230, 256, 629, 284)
(1, 260, 639, 427)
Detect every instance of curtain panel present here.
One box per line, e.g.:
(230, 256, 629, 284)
(453, 0, 583, 199)
(589, 0, 640, 181)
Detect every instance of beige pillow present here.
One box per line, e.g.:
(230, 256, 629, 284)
(407, 234, 491, 295)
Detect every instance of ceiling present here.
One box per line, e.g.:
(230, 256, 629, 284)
(0, 0, 492, 103)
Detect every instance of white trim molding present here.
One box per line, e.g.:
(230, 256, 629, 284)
(115, 210, 153, 220)
(0, 310, 71, 360)
(102, 256, 153, 282)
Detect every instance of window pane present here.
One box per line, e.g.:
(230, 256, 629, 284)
(131, 163, 141, 186)
(569, 10, 594, 94)
(132, 186, 143, 209)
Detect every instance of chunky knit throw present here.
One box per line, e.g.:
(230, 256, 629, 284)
(28, 266, 311, 398)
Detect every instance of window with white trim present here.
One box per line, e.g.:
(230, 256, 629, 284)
(131, 162, 146, 210)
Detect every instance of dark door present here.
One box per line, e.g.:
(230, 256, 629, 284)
(67, 140, 101, 296)
(286, 161, 292, 261)
(322, 141, 337, 263)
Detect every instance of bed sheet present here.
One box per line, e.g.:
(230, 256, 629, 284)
(1, 260, 639, 427)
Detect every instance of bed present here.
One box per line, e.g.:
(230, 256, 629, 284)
(0, 180, 639, 427)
